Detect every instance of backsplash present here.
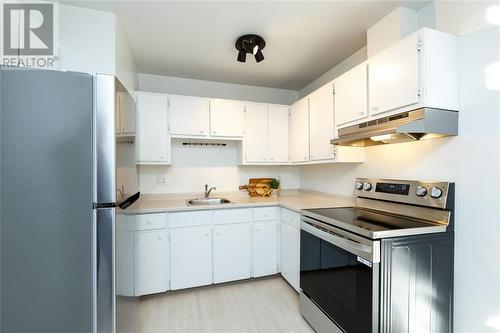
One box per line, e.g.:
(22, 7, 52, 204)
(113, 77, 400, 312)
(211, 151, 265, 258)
(138, 139, 300, 194)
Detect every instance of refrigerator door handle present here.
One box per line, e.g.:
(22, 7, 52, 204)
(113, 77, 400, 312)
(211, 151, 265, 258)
(117, 191, 140, 209)
(93, 191, 140, 210)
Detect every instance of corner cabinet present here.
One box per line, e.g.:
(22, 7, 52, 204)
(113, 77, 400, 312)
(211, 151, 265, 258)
(289, 97, 310, 163)
(135, 92, 171, 165)
(210, 99, 245, 138)
(116, 91, 136, 136)
(309, 83, 336, 161)
(333, 62, 368, 126)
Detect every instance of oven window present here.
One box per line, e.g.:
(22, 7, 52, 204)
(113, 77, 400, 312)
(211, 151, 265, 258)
(300, 229, 373, 333)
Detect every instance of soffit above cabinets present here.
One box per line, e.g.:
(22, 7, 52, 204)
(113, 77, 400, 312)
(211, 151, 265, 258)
(59, 1, 428, 90)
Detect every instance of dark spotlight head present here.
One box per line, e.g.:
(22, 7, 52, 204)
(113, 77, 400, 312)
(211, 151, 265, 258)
(254, 49, 264, 63)
(235, 34, 266, 63)
(237, 49, 246, 62)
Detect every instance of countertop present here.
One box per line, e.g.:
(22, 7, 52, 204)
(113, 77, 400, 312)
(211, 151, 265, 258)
(119, 190, 355, 215)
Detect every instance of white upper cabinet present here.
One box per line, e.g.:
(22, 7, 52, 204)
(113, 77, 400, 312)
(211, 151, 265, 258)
(244, 103, 269, 162)
(309, 83, 336, 161)
(334, 62, 368, 126)
(169, 95, 210, 137)
(267, 105, 289, 163)
(368, 28, 458, 118)
(369, 32, 419, 116)
(244, 103, 289, 164)
(289, 98, 309, 163)
(135, 93, 171, 165)
(116, 91, 136, 136)
(210, 99, 245, 138)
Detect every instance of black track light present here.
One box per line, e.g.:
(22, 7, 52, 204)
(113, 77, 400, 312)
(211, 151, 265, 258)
(235, 34, 266, 63)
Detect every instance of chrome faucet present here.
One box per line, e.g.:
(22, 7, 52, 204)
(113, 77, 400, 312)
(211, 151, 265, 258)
(204, 184, 216, 198)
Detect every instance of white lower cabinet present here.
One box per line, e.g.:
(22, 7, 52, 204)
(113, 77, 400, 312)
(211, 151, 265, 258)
(170, 225, 212, 290)
(134, 229, 169, 296)
(116, 213, 169, 297)
(279, 209, 301, 292)
(253, 220, 278, 277)
(213, 223, 252, 283)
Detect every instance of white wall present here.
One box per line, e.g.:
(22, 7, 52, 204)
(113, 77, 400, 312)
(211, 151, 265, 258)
(115, 18, 138, 94)
(298, 47, 367, 99)
(58, 4, 116, 75)
(138, 139, 300, 194)
(300, 25, 500, 332)
(138, 73, 298, 105)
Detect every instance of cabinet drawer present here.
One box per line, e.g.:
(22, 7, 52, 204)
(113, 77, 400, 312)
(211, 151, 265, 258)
(280, 208, 300, 228)
(116, 214, 135, 231)
(253, 207, 279, 221)
(169, 210, 211, 228)
(135, 213, 167, 230)
(213, 208, 252, 225)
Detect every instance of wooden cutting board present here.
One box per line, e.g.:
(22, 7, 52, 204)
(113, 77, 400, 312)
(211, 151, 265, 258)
(239, 178, 274, 197)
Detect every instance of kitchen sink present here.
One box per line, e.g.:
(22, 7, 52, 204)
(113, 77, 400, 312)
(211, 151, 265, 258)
(186, 198, 233, 206)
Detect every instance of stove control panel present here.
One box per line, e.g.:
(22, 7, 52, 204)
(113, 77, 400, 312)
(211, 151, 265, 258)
(353, 178, 453, 209)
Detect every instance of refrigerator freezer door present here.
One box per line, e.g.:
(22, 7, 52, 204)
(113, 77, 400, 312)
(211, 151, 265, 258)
(0, 68, 93, 332)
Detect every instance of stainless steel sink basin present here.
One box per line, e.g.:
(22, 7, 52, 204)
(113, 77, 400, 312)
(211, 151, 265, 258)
(186, 198, 233, 206)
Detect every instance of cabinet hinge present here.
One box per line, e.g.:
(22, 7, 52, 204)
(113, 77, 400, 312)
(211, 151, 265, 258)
(417, 40, 423, 52)
(417, 87, 423, 96)
(332, 87, 335, 95)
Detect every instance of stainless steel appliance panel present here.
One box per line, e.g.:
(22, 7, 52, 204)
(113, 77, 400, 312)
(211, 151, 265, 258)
(96, 208, 115, 333)
(0, 68, 93, 333)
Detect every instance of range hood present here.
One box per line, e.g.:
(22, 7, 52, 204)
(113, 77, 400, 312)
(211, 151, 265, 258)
(331, 108, 458, 147)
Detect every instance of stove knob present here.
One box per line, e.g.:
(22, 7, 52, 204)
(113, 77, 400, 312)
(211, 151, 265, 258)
(431, 187, 443, 198)
(363, 182, 372, 191)
(416, 186, 427, 197)
(355, 182, 364, 190)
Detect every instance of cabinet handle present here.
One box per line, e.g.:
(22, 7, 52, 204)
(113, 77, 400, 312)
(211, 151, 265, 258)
(205, 233, 209, 236)
(212, 131, 216, 134)
(256, 228, 260, 232)
(304, 156, 307, 160)
(270, 157, 274, 161)
(200, 130, 204, 134)
(263, 157, 267, 161)
(158, 236, 163, 240)
(358, 111, 365, 115)
(159, 156, 165, 160)
(147, 221, 152, 225)
(310, 155, 314, 159)
(371, 106, 379, 112)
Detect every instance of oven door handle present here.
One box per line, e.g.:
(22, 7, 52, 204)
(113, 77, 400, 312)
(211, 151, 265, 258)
(301, 218, 380, 263)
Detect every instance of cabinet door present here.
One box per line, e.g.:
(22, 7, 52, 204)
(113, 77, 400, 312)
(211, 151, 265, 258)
(309, 83, 335, 161)
(116, 230, 134, 296)
(334, 63, 368, 126)
(244, 103, 268, 162)
(289, 98, 309, 163)
(170, 226, 212, 290)
(134, 229, 168, 296)
(117, 92, 136, 135)
(280, 222, 300, 292)
(253, 221, 278, 277)
(267, 105, 289, 163)
(136, 93, 171, 164)
(169, 95, 209, 137)
(213, 223, 252, 283)
(210, 99, 245, 138)
(369, 33, 420, 115)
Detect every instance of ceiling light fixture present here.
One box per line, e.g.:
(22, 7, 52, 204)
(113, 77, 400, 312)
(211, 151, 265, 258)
(235, 34, 266, 63)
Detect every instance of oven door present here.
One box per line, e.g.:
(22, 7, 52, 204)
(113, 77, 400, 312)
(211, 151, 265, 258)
(300, 216, 380, 333)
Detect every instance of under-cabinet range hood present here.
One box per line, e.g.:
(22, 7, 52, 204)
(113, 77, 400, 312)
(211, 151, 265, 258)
(331, 108, 458, 147)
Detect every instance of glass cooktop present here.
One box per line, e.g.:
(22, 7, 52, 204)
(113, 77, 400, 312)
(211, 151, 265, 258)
(302, 207, 445, 239)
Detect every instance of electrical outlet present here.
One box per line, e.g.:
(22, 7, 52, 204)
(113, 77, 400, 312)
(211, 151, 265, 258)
(156, 175, 167, 185)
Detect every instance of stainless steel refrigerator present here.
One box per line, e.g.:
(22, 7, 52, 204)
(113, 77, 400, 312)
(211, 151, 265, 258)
(0, 68, 139, 333)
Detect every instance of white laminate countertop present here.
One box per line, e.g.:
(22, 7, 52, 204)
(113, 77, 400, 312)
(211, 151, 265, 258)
(119, 190, 355, 215)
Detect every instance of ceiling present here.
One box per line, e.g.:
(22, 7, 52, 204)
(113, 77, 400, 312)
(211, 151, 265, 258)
(60, 1, 428, 90)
